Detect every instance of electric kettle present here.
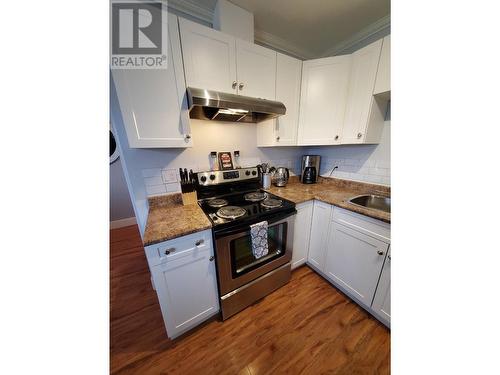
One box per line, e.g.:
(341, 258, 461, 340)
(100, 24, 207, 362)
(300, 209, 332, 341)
(273, 167, 290, 187)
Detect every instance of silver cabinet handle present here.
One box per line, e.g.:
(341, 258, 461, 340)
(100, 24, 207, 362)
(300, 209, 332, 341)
(195, 239, 204, 246)
(238, 82, 244, 90)
(377, 250, 384, 255)
(164, 247, 175, 255)
(335, 135, 339, 140)
(357, 132, 363, 139)
(388, 255, 391, 260)
(185, 134, 191, 140)
(209, 256, 215, 262)
(232, 81, 237, 89)
(276, 136, 280, 141)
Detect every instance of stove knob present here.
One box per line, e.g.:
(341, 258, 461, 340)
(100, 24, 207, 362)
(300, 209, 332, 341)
(209, 174, 216, 181)
(251, 170, 257, 176)
(245, 170, 250, 176)
(200, 176, 207, 183)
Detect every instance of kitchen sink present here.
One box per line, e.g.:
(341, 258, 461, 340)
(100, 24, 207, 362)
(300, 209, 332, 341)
(348, 195, 391, 213)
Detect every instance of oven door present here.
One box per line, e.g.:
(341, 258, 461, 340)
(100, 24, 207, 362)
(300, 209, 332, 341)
(215, 213, 295, 296)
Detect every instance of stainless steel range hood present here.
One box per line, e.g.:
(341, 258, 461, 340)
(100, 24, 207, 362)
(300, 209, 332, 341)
(186, 87, 286, 123)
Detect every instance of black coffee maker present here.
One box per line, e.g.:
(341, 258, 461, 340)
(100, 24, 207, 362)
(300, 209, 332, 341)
(300, 155, 321, 184)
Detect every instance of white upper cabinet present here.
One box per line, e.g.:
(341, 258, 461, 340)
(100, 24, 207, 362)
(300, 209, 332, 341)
(307, 200, 332, 273)
(373, 35, 391, 95)
(179, 17, 237, 94)
(111, 13, 192, 148)
(179, 17, 278, 100)
(297, 55, 351, 145)
(235, 39, 276, 100)
(275, 53, 302, 145)
(325, 221, 389, 308)
(257, 53, 302, 147)
(341, 39, 384, 144)
(291, 201, 314, 269)
(371, 246, 391, 327)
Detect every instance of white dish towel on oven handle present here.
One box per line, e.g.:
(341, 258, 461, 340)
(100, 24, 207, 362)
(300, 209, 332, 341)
(250, 221, 269, 259)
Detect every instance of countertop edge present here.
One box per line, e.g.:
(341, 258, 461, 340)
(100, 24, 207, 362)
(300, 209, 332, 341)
(143, 223, 212, 247)
(273, 194, 391, 224)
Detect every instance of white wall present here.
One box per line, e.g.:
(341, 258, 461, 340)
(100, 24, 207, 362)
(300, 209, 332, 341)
(110, 158, 135, 221)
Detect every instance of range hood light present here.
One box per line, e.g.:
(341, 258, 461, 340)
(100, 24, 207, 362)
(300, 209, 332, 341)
(220, 108, 249, 115)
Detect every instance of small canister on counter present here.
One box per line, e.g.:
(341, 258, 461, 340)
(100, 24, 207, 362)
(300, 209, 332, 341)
(262, 173, 272, 189)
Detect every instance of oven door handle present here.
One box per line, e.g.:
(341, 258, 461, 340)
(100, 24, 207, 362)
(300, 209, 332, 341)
(214, 209, 297, 238)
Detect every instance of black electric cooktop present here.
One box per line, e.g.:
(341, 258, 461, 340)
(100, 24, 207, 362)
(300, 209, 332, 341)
(198, 189, 296, 233)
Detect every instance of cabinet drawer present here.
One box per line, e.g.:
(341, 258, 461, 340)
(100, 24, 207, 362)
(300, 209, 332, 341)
(332, 207, 390, 243)
(144, 229, 213, 268)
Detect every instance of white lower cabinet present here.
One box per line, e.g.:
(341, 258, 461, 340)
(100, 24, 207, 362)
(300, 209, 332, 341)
(291, 201, 314, 269)
(372, 246, 391, 327)
(307, 200, 332, 273)
(301, 204, 391, 327)
(325, 221, 389, 308)
(145, 230, 219, 339)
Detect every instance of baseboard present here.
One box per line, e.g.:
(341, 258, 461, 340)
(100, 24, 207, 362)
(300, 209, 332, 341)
(110, 217, 137, 229)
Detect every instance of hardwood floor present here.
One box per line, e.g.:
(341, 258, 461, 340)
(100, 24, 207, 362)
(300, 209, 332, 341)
(110, 225, 390, 374)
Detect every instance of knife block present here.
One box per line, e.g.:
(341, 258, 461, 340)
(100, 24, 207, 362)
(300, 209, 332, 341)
(181, 191, 198, 206)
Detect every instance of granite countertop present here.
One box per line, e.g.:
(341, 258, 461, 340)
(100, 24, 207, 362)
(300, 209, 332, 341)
(142, 176, 390, 246)
(142, 193, 211, 246)
(267, 176, 390, 223)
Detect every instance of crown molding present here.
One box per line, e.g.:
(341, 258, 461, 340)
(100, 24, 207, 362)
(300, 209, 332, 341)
(166, 0, 313, 60)
(167, 0, 214, 25)
(167, 1, 390, 60)
(254, 29, 315, 60)
(322, 14, 390, 57)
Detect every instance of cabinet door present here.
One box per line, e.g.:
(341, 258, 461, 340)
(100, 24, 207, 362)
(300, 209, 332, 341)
(275, 53, 302, 145)
(325, 221, 388, 307)
(373, 35, 390, 95)
(235, 39, 277, 100)
(179, 18, 237, 94)
(297, 55, 351, 145)
(112, 14, 191, 148)
(291, 201, 314, 269)
(342, 39, 383, 144)
(372, 246, 391, 327)
(151, 240, 219, 339)
(307, 201, 332, 273)
(257, 53, 301, 147)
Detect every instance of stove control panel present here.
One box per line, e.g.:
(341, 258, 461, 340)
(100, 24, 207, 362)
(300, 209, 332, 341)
(196, 167, 259, 186)
(223, 171, 239, 179)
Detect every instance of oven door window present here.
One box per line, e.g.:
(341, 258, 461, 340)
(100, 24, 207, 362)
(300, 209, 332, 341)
(230, 222, 287, 278)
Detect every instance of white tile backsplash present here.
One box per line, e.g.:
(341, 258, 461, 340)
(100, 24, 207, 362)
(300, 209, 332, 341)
(166, 182, 181, 192)
(376, 160, 390, 169)
(141, 156, 302, 197)
(141, 168, 162, 178)
(161, 169, 178, 184)
(143, 176, 163, 186)
(143, 169, 181, 197)
(322, 157, 390, 186)
(145, 184, 167, 196)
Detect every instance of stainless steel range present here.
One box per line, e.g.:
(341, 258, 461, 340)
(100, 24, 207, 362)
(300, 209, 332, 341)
(195, 167, 296, 320)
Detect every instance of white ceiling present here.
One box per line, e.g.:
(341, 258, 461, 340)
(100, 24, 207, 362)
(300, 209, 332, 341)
(229, 0, 389, 57)
(171, 0, 390, 59)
